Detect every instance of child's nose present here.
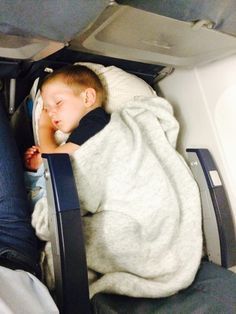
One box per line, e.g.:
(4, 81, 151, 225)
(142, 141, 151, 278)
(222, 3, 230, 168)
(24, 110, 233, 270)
(47, 107, 57, 116)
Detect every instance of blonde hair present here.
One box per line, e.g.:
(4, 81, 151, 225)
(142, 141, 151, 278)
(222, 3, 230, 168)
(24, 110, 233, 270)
(40, 64, 105, 106)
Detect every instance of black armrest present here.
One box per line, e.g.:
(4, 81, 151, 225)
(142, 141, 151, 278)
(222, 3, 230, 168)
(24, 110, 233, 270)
(42, 153, 91, 314)
(187, 148, 236, 268)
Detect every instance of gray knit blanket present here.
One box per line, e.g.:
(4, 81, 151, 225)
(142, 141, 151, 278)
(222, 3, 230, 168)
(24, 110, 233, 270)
(32, 96, 202, 298)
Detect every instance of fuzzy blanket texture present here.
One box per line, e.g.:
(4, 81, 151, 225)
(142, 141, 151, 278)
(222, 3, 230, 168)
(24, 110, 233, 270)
(32, 96, 202, 298)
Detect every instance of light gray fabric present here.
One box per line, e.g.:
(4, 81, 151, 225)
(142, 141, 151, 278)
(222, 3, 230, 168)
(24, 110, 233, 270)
(72, 96, 202, 298)
(0, 266, 58, 314)
(33, 96, 202, 299)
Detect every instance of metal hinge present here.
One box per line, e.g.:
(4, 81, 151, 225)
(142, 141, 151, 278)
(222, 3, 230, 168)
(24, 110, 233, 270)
(154, 66, 175, 83)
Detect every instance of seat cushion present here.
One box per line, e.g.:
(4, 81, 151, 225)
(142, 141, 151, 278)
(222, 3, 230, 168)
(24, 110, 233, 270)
(91, 261, 236, 313)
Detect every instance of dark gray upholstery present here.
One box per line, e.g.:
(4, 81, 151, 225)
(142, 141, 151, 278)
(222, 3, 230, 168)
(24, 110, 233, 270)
(0, 0, 107, 41)
(91, 261, 236, 314)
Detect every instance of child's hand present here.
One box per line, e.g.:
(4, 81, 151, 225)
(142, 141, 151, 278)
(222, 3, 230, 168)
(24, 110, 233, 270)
(24, 146, 42, 171)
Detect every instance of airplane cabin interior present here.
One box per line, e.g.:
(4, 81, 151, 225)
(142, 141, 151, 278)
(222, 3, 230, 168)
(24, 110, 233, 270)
(0, 1, 236, 313)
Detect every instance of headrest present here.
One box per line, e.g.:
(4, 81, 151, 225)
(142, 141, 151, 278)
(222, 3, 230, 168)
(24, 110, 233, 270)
(77, 62, 156, 113)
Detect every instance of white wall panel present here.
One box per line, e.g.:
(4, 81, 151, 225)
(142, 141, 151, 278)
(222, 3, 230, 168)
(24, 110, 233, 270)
(158, 55, 236, 227)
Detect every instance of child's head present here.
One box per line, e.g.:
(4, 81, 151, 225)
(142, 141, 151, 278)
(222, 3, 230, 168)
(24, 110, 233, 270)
(40, 65, 105, 133)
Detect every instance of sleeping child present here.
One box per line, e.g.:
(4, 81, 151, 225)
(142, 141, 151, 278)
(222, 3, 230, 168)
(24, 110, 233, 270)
(24, 64, 110, 207)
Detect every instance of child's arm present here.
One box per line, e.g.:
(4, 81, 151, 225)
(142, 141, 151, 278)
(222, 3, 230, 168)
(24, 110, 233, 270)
(39, 109, 80, 155)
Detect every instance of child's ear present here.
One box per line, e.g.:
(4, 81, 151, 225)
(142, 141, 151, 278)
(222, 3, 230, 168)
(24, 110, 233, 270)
(82, 88, 96, 107)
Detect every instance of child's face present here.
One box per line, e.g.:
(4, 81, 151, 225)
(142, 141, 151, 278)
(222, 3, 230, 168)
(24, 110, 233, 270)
(41, 80, 88, 133)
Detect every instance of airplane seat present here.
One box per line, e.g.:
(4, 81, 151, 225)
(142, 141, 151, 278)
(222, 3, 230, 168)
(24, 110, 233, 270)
(16, 56, 235, 313)
(2, 1, 236, 313)
(43, 152, 236, 314)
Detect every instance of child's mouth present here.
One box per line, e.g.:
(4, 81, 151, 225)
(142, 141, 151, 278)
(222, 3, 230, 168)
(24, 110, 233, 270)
(53, 120, 60, 128)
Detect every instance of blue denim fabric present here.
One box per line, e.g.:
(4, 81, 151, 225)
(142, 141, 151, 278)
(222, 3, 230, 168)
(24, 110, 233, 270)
(0, 104, 39, 274)
(24, 164, 46, 210)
